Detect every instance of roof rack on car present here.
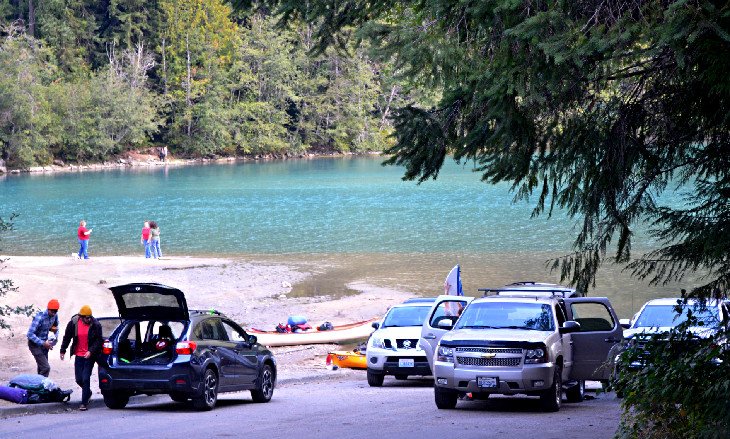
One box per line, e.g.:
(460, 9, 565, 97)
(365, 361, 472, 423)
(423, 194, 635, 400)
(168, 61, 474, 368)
(477, 284, 583, 298)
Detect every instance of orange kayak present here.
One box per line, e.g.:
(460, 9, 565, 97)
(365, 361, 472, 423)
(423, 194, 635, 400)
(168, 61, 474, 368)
(327, 350, 367, 370)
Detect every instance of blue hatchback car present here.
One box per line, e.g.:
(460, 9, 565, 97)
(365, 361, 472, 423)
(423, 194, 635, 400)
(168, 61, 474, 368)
(98, 283, 276, 410)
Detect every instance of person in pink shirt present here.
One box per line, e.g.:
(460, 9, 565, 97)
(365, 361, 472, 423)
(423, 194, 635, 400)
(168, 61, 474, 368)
(141, 221, 151, 258)
(60, 305, 102, 411)
(77, 220, 92, 259)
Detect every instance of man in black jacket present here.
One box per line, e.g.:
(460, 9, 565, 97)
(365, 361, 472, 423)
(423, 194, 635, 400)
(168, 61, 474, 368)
(60, 305, 102, 411)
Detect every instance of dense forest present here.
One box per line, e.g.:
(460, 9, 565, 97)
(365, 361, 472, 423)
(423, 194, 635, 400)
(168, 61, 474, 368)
(0, 0, 412, 169)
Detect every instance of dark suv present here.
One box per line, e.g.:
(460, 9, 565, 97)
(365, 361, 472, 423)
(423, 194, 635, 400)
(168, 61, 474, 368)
(98, 283, 276, 411)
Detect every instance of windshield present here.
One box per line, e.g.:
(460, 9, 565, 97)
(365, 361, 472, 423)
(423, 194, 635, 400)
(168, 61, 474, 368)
(381, 306, 431, 328)
(455, 302, 555, 331)
(633, 304, 720, 328)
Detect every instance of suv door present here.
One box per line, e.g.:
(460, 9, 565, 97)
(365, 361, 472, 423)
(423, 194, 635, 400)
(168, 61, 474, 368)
(419, 295, 473, 372)
(221, 319, 259, 386)
(193, 318, 240, 389)
(564, 298, 623, 380)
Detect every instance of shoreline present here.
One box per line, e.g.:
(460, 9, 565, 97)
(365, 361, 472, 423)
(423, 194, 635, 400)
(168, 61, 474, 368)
(0, 150, 384, 176)
(0, 255, 410, 399)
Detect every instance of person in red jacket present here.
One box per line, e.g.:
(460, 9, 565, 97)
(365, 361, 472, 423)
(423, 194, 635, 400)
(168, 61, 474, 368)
(77, 220, 92, 259)
(60, 305, 102, 411)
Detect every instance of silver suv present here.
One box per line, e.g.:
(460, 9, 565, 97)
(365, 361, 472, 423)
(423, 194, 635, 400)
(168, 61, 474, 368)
(421, 289, 622, 412)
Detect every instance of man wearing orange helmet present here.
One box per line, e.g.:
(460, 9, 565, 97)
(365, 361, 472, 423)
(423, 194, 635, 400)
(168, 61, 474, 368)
(60, 305, 103, 411)
(27, 299, 60, 377)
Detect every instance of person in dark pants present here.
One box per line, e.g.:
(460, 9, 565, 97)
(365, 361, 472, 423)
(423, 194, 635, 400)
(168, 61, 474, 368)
(27, 299, 60, 377)
(60, 305, 102, 411)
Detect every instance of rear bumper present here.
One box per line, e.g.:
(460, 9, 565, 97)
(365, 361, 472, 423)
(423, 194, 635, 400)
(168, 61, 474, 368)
(98, 363, 203, 396)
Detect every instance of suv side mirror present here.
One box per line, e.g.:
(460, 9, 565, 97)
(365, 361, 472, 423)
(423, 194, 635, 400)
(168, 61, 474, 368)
(372, 322, 380, 329)
(619, 318, 631, 329)
(559, 321, 581, 334)
(437, 318, 454, 329)
(247, 335, 257, 345)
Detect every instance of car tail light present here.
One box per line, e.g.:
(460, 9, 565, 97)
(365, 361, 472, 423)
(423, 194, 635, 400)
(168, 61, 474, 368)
(176, 341, 197, 355)
(325, 354, 333, 366)
(102, 340, 113, 355)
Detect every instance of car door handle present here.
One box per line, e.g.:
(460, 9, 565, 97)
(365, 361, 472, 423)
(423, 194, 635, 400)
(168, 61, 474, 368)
(423, 334, 436, 340)
(604, 337, 621, 343)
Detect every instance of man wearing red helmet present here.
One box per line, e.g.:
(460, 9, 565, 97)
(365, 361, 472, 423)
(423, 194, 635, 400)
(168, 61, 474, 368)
(27, 299, 60, 377)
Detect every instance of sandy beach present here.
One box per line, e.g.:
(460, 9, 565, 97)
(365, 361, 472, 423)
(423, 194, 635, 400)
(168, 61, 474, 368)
(0, 255, 413, 401)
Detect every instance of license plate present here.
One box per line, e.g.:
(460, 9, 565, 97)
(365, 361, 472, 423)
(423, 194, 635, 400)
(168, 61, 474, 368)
(477, 376, 498, 388)
(399, 358, 415, 368)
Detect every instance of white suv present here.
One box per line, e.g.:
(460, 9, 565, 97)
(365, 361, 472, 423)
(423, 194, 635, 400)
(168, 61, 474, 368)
(366, 301, 434, 386)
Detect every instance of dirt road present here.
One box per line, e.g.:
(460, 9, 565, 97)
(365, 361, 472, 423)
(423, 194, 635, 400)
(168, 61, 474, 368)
(0, 374, 621, 439)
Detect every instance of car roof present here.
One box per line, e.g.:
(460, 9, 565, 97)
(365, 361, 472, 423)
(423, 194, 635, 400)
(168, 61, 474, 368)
(641, 298, 723, 307)
(402, 297, 437, 304)
(389, 301, 436, 309)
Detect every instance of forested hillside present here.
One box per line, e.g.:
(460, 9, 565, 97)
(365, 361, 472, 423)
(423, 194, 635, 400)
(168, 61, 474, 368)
(0, 1, 408, 168)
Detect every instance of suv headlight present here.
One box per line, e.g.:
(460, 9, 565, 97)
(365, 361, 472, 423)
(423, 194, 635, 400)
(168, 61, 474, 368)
(370, 336, 384, 349)
(524, 348, 547, 364)
(437, 346, 454, 363)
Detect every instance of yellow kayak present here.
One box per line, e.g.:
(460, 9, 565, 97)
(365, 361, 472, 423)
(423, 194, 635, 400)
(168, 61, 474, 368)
(327, 350, 367, 370)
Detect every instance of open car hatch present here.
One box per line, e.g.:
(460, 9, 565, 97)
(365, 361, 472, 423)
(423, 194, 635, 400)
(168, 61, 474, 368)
(109, 283, 188, 321)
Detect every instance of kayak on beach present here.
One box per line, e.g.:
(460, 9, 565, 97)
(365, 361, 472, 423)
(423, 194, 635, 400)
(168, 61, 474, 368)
(248, 318, 377, 347)
(326, 350, 367, 370)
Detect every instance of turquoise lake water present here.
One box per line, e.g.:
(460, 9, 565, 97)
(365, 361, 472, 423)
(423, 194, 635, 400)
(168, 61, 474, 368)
(0, 157, 587, 256)
(0, 156, 690, 315)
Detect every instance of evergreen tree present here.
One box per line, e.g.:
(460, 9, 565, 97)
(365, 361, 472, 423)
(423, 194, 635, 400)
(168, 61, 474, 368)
(247, 0, 730, 296)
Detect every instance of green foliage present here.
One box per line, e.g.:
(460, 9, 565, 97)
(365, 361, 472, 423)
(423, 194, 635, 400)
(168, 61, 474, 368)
(0, 214, 35, 333)
(0, 0, 400, 166)
(614, 307, 730, 438)
(0, 24, 60, 168)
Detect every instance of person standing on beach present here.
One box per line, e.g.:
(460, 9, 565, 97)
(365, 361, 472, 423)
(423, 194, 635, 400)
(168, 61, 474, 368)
(60, 305, 102, 411)
(149, 220, 162, 259)
(27, 299, 60, 377)
(77, 220, 92, 259)
(141, 221, 151, 258)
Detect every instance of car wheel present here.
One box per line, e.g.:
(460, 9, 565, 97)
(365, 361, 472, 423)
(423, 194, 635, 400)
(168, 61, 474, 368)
(565, 380, 585, 403)
(539, 366, 562, 412)
(394, 374, 408, 380)
(434, 386, 458, 409)
(103, 391, 129, 409)
(251, 364, 275, 403)
(192, 368, 218, 411)
(367, 369, 384, 387)
(169, 392, 188, 403)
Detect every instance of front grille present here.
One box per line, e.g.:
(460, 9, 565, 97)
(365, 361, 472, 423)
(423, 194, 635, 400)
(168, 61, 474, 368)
(456, 347, 523, 354)
(457, 356, 521, 367)
(396, 339, 419, 349)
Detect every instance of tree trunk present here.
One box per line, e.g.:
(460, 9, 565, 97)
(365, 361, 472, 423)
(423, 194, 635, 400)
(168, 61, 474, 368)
(161, 38, 168, 95)
(28, 0, 36, 37)
(186, 33, 192, 137)
(380, 85, 398, 130)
